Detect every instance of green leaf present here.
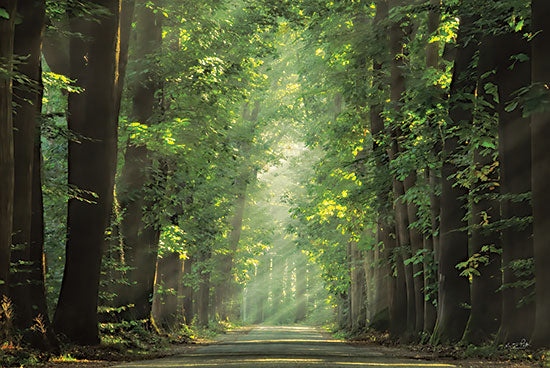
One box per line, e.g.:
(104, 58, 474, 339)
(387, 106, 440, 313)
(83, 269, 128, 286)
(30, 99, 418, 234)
(0, 8, 9, 19)
(505, 101, 518, 113)
(480, 141, 496, 149)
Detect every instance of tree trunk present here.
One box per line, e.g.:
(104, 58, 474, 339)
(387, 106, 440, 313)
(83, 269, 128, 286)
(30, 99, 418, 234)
(350, 240, 366, 332)
(0, 0, 17, 299)
(494, 28, 534, 345)
(182, 256, 194, 324)
(461, 35, 502, 345)
(430, 12, 476, 345)
(295, 254, 307, 322)
(388, 0, 416, 340)
(198, 248, 211, 326)
(530, 0, 550, 348)
(369, 0, 402, 336)
(152, 252, 181, 329)
(53, 0, 121, 345)
(114, 0, 136, 113)
(8, 0, 45, 333)
(117, 0, 162, 322)
(29, 123, 59, 351)
(403, 173, 425, 335)
(423, 0, 441, 336)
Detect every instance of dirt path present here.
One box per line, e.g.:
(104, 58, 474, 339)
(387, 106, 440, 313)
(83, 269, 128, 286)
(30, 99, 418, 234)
(108, 325, 530, 368)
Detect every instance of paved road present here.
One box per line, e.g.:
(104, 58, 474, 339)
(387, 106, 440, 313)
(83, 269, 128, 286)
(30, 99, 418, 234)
(113, 326, 457, 368)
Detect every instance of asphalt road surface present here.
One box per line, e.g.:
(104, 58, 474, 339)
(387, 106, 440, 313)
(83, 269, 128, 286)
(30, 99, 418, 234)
(112, 326, 457, 368)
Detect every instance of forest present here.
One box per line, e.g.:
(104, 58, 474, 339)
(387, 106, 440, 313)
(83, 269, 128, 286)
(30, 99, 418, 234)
(1, 0, 550, 366)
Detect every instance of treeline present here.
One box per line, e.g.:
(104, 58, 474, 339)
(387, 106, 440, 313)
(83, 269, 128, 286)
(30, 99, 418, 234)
(287, 0, 550, 347)
(0, 0, 281, 349)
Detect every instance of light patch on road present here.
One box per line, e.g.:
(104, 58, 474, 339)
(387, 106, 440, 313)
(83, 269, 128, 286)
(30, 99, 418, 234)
(121, 360, 457, 367)
(334, 363, 456, 367)
(229, 339, 342, 343)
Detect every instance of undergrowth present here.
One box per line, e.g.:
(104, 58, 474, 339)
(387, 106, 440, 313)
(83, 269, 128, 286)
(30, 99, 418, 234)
(0, 318, 240, 368)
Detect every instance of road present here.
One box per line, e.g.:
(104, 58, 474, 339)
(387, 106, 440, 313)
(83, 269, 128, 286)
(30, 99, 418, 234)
(112, 326, 458, 368)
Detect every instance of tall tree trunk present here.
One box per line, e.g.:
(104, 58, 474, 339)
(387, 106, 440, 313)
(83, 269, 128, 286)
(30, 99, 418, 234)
(403, 173, 425, 335)
(182, 256, 194, 324)
(30, 123, 59, 351)
(494, 29, 534, 345)
(370, 0, 402, 336)
(350, 239, 366, 332)
(530, 0, 550, 348)
(0, 0, 17, 300)
(152, 252, 181, 329)
(9, 0, 46, 333)
(219, 178, 247, 320)
(198, 247, 211, 326)
(388, 0, 416, 339)
(117, 0, 162, 322)
(430, 12, 476, 345)
(461, 36, 502, 345)
(423, 0, 441, 336)
(295, 254, 307, 322)
(53, 0, 121, 345)
(217, 103, 258, 320)
(114, 0, 136, 113)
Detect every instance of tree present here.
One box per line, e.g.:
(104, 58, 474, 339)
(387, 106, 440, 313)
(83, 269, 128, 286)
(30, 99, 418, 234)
(530, 0, 550, 348)
(9, 0, 46, 334)
(430, 7, 475, 345)
(494, 25, 534, 345)
(116, 0, 163, 323)
(0, 0, 17, 301)
(53, 0, 122, 345)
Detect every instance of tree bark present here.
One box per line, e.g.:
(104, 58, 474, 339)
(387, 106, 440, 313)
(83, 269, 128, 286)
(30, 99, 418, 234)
(152, 252, 181, 329)
(530, 0, 550, 348)
(461, 35, 502, 345)
(350, 240, 366, 332)
(430, 12, 476, 345)
(388, 0, 417, 339)
(117, 0, 162, 322)
(182, 256, 194, 324)
(494, 28, 534, 345)
(423, 0, 441, 336)
(198, 247, 211, 326)
(9, 0, 46, 332)
(0, 0, 17, 300)
(53, 0, 121, 345)
(403, 173, 425, 335)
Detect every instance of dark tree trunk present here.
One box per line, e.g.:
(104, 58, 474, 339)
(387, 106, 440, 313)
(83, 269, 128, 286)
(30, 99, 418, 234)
(494, 28, 534, 345)
(430, 13, 476, 345)
(423, 0, 441, 336)
(350, 240, 366, 332)
(9, 0, 46, 332)
(403, 173, 425, 335)
(53, 0, 121, 345)
(0, 0, 17, 299)
(198, 248, 211, 326)
(114, 0, 136, 112)
(461, 36, 502, 345)
(388, 0, 416, 339)
(117, 0, 162, 322)
(182, 256, 194, 324)
(530, 0, 550, 348)
(30, 124, 59, 351)
(370, 0, 404, 336)
(152, 252, 181, 329)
